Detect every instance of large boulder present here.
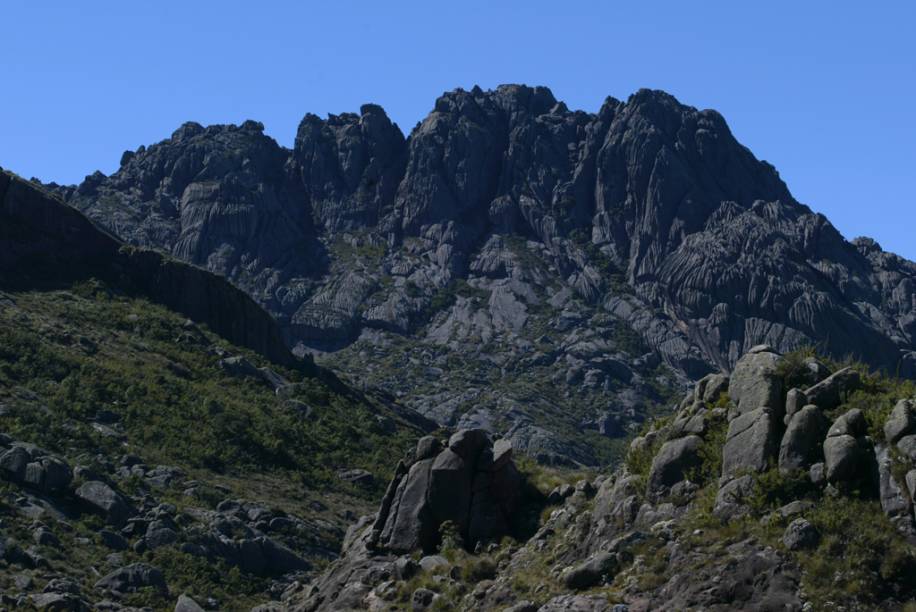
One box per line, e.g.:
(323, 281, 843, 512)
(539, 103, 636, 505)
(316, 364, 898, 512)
(0, 445, 30, 479)
(722, 408, 781, 476)
(694, 373, 729, 404)
(0, 444, 71, 493)
(783, 388, 808, 425)
(823, 409, 877, 491)
(782, 518, 819, 550)
(714, 474, 755, 520)
(823, 435, 862, 483)
(561, 551, 619, 590)
(377, 458, 436, 553)
(728, 348, 783, 417)
(778, 405, 829, 473)
(25, 457, 72, 493)
(75, 481, 134, 526)
(375, 430, 522, 553)
(647, 435, 703, 497)
(803, 367, 861, 411)
(885, 399, 916, 445)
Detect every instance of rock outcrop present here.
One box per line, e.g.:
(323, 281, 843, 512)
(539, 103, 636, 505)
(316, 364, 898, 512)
(284, 348, 916, 611)
(373, 430, 522, 553)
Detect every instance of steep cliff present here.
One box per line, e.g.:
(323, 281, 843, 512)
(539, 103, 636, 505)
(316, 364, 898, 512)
(60, 86, 916, 464)
(1, 170, 295, 366)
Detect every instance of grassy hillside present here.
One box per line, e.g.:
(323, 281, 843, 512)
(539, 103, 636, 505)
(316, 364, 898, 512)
(0, 279, 428, 610)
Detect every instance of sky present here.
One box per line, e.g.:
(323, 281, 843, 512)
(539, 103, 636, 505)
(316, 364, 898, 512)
(2, 1, 914, 259)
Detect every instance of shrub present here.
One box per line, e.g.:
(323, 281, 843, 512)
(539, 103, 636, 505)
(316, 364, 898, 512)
(800, 497, 916, 607)
(775, 346, 817, 389)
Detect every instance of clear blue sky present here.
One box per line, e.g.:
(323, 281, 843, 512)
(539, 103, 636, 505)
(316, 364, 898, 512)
(3, 1, 914, 259)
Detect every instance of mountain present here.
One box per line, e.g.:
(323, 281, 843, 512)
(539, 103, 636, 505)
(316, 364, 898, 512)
(57, 85, 916, 467)
(0, 173, 434, 609)
(288, 346, 916, 611)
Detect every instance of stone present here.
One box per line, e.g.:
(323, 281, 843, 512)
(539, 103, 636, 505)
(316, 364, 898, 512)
(782, 518, 819, 550)
(95, 563, 167, 593)
(505, 602, 539, 612)
(561, 551, 618, 590)
(647, 435, 703, 496)
(784, 388, 807, 425)
(394, 556, 418, 580)
(804, 367, 861, 410)
(414, 436, 441, 461)
(728, 350, 783, 417)
(447, 428, 489, 460)
(668, 413, 707, 438)
(0, 446, 29, 480)
(823, 435, 862, 483)
(722, 408, 780, 476)
(411, 587, 439, 610)
(418, 554, 449, 573)
(778, 405, 829, 472)
(174, 594, 206, 612)
(378, 458, 436, 552)
(898, 434, 916, 462)
(376, 430, 521, 554)
(877, 447, 913, 529)
(884, 399, 916, 444)
(29, 592, 87, 610)
(33, 527, 60, 547)
(75, 481, 133, 525)
(490, 438, 513, 469)
(694, 372, 729, 403)
(337, 469, 375, 487)
(827, 408, 867, 438)
(714, 475, 755, 519)
(145, 527, 178, 549)
(809, 462, 826, 487)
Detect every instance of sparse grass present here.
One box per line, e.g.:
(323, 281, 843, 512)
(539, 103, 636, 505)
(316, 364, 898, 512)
(0, 280, 418, 493)
(0, 279, 422, 610)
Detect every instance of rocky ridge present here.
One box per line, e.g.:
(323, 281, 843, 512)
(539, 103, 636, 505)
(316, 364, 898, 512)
(285, 346, 916, 611)
(55, 85, 916, 466)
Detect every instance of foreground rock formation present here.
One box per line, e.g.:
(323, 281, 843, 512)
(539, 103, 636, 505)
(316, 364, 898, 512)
(49, 85, 916, 466)
(283, 347, 916, 611)
(295, 431, 525, 610)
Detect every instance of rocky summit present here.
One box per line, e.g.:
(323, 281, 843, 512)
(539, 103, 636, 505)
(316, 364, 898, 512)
(54, 85, 916, 467)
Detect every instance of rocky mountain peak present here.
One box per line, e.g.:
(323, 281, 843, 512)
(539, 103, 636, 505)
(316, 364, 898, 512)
(57, 85, 916, 466)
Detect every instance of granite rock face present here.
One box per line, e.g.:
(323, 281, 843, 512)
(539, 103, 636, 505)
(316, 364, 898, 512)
(46, 85, 916, 463)
(372, 430, 522, 554)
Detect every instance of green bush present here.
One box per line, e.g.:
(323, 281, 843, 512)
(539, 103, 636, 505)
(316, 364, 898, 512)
(800, 497, 916, 607)
(775, 346, 817, 389)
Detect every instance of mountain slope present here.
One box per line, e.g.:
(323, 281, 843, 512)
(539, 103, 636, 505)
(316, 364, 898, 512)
(288, 347, 916, 611)
(0, 174, 433, 609)
(59, 86, 916, 466)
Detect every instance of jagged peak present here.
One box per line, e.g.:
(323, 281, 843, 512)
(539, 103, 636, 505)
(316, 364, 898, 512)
(170, 121, 205, 141)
